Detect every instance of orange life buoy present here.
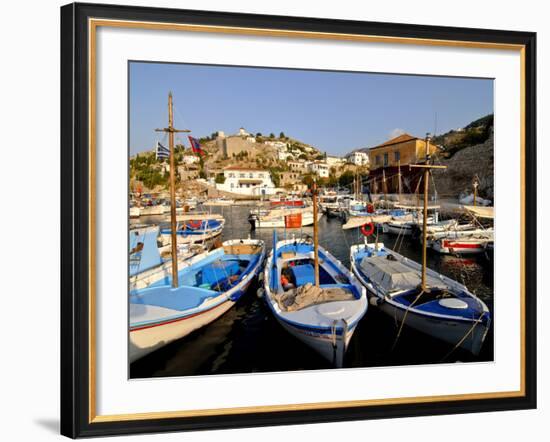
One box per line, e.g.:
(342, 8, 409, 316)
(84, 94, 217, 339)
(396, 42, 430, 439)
(188, 220, 202, 229)
(361, 222, 375, 236)
(366, 203, 374, 213)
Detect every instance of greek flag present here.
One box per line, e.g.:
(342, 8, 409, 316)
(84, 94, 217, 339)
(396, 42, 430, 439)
(155, 142, 170, 160)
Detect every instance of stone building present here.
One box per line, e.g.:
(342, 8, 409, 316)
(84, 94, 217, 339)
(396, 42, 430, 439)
(367, 133, 439, 193)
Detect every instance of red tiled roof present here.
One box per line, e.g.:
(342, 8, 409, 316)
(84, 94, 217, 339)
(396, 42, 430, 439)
(371, 133, 418, 149)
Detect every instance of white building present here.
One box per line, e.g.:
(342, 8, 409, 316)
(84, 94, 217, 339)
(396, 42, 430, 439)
(216, 166, 276, 196)
(326, 155, 345, 166)
(182, 155, 200, 165)
(264, 140, 288, 150)
(308, 161, 330, 178)
(278, 151, 294, 161)
(347, 151, 369, 166)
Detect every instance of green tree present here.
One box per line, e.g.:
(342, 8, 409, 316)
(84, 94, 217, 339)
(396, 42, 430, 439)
(338, 170, 355, 188)
(279, 131, 286, 139)
(269, 132, 275, 138)
(215, 173, 226, 184)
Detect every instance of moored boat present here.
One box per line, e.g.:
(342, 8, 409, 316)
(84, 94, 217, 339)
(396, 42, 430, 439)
(130, 238, 266, 362)
(263, 235, 367, 367)
(350, 138, 491, 356)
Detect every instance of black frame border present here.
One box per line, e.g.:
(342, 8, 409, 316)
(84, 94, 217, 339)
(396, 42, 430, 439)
(60, 2, 537, 438)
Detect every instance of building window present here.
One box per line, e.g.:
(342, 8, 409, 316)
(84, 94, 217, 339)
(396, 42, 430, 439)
(229, 173, 235, 178)
(239, 173, 245, 178)
(383, 153, 388, 166)
(394, 151, 400, 162)
(376, 155, 381, 165)
(249, 173, 253, 178)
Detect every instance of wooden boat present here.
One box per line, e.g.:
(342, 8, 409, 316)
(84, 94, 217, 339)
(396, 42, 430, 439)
(248, 206, 321, 229)
(159, 215, 225, 245)
(350, 242, 490, 354)
(262, 183, 368, 367)
(350, 137, 491, 355)
(129, 225, 206, 291)
(130, 239, 266, 362)
(203, 197, 234, 206)
(129, 93, 266, 363)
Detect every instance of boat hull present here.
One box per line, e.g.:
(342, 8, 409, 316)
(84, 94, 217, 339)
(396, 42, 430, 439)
(130, 240, 266, 362)
(272, 315, 357, 365)
(130, 296, 236, 363)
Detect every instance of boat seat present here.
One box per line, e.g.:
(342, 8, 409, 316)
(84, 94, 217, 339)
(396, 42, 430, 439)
(290, 264, 315, 286)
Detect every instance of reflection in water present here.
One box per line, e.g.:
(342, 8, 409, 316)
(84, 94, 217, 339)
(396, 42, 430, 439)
(130, 205, 494, 378)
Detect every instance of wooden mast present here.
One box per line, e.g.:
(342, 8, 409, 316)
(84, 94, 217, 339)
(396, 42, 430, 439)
(382, 168, 388, 203)
(312, 179, 320, 287)
(155, 92, 190, 288)
(410, 134, 446, 291)
(397, 159, 402, 203)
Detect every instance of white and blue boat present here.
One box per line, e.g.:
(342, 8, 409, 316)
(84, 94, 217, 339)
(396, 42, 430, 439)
(129, 225, 206, 291)
(130, 238, 266, 362)
(159, 215, 225, 246)
(263, 231, 368, 367)
(350, 240, 491, 355)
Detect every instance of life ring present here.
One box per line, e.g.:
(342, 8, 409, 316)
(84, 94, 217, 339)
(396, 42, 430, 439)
(366, 203, 375, 213)
(360, 222, 375, 236)
(188, 220, 202, 229)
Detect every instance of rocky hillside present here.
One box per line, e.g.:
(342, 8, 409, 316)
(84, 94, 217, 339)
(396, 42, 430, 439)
(432, 114, 494, 200)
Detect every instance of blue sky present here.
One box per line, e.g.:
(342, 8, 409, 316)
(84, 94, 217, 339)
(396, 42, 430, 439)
(129, 62, 493, 156)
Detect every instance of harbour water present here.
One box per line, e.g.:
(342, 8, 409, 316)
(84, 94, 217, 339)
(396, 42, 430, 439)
(130, 205, 494, 378)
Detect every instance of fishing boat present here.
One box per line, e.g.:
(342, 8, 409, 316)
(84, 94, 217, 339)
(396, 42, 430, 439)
(349, 136, 491, 355)
(159, 214, 225, 246)
(129, 92, 266, 363)
(130, 238, 266, 362)
(129, 203, 141, 218)
(139, 202, 165, 216)
(262, 183, 368, 367)
(130, 225, 206, 290)
(248, 206, 321, 230)
(203, 197, 234, 206)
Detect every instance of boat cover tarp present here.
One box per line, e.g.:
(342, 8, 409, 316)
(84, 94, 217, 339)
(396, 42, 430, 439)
(359, 255, 447, 293)
(277, 283, 355, 312)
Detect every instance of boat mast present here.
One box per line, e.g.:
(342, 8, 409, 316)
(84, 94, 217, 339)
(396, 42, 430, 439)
(473, 176, 479, 207)
(410, 134, 446, 291)
(397, 159, 402, 203)
(155, 92, 190, 288)
(312, 179, 320, 287)
(382, 168, 388, 203)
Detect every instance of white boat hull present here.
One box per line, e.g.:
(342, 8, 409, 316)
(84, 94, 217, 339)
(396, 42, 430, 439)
(130, 296, 236, 363)
(251, 211, 322, 229)
(273, 315, 357, 364)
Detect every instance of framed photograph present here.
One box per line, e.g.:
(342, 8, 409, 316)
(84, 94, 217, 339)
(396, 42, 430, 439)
(60, 2, 537, 438)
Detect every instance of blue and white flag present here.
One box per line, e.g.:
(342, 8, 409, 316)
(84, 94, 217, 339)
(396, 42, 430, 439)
(155, 142, 170, 160)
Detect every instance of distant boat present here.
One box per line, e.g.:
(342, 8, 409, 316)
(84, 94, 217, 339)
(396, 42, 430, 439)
(130, 238, 266, 362)
(262, 183, 368, 367)
(203, 197, 234, 206)
(129, 204, 141, 218)
(159, 215, 225, 245)
(248, 206, 321, 229)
